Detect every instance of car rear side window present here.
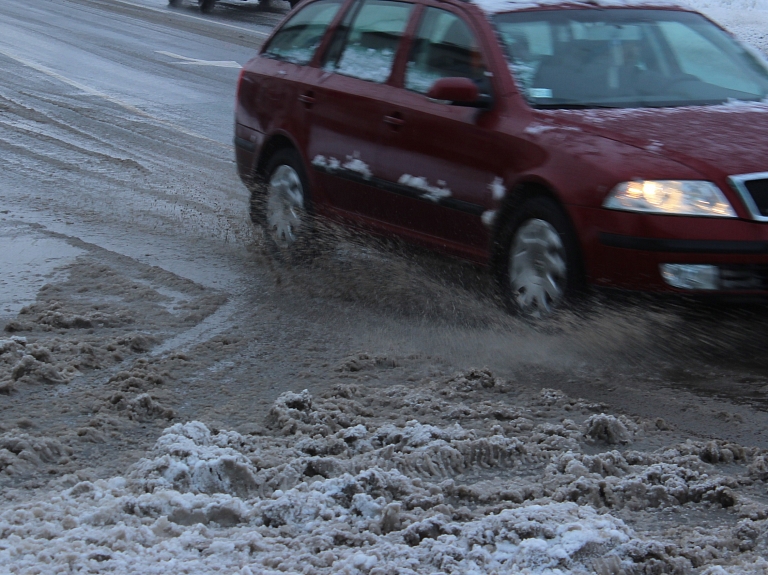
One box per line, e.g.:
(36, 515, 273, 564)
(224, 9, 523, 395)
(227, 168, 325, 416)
(263, 0, 343, 65)
(323, 0, 414, 83)
(405, 8, 489, 94)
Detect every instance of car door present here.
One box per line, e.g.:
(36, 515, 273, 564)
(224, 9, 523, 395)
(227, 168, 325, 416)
(245, 0, 346, 143)
(302, 0, 415, 222)
(375, 6, 507, 259)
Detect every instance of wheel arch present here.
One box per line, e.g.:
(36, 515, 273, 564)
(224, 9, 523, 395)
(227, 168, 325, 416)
(255, 132, 302, 181)
(490, 178, 587, 289)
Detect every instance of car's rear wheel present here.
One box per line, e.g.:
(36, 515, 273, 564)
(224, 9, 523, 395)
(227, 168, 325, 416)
(254, 148, 316, 261)
(199, 0, 216, 12)
(497, 196, 582, 317)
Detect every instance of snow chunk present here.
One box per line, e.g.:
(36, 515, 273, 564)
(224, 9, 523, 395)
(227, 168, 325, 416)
(0, 337, 26, 355)
(341, 155, 372, 179)
(524, 123, 557, 135)
(313, 153, 367, 176)
(398, 174, 452, 202)
(129, 422, 258, 497)
(312, 154, 342, 170)
(583, 413, 634, 444)
(489, 176, 506, 200)
(482, 210, 498, 227)
(524, 122, 583, 135)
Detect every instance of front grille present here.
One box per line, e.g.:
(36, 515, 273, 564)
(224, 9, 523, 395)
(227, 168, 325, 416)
(730, 172, 768, 221)
(719, 265, 768, 290)
(744, 179, 768, 217)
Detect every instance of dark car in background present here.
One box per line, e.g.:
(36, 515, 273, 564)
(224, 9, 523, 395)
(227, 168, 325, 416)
(234, 0, 768, 315)
(170, 0, 299, 14)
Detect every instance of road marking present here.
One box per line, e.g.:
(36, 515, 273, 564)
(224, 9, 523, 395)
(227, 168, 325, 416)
(0, 46, 230, 149)
(111, 0, 270, 37)
(157, 50, 241, 68)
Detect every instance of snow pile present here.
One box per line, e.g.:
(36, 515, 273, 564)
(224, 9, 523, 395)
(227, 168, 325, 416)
(696, 0, 768, 10)
(129, 422, 258, 497)
(475, 0, 689, 14)
(582, 413, 635, 444)
(1, 331, 165, 406)
(475, 0, 768, 13)
(0, 469, 641, 574)
(0, 432, 73, 477)
(6, 299, 134, 332)
(0, 335, 87, 390)
(2, 376, 768, 573)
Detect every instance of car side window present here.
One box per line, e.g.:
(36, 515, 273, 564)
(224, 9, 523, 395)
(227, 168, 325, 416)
(324, 0, 414, 84)
(405, 8, 490, 94)
(263, 0, 344, 65)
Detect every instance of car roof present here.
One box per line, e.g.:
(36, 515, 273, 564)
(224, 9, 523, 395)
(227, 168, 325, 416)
(468, 0, 691, 15)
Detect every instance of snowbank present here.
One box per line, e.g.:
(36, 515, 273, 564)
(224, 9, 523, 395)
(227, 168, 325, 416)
(2, 376, 767, 574)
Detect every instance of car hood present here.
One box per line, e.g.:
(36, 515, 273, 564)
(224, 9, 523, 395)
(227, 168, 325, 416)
(536, 101, 768, 178)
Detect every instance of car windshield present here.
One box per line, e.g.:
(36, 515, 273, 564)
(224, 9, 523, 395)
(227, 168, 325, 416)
(493, 8, 768, 109)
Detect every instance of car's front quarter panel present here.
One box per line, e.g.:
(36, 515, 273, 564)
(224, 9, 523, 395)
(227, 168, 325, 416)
(507, 121, 768, 292)
(518, 118, 707, 209)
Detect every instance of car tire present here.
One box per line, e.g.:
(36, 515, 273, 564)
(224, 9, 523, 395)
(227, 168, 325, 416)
(198, 0, 216, 12)
(496, 196, 582, 317)
(168, 0, 181, 5)
(253, 148, 317, 262)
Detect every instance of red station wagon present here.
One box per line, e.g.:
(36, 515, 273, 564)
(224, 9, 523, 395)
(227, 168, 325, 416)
(234, 0, 768, 315)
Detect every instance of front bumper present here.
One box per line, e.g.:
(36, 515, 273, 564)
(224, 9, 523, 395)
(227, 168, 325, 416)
(571, 206, 768, 294)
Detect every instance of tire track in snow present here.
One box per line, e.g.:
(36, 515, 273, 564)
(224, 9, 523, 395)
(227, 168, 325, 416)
(0, 46, 230, 149)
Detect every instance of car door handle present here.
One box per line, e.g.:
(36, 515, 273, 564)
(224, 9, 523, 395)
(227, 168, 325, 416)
(383, 113, 405, 128)
(299, 92, 315, 107)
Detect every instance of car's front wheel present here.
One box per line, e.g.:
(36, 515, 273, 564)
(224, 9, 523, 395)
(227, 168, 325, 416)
(199, 0, 216, 12)
(497, 196, 582, 317)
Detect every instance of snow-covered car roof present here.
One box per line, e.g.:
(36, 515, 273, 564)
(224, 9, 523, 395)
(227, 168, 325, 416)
(472, 0, 690, 14)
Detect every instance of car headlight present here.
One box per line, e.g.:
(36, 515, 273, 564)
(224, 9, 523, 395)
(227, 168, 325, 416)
(603, 180, 736, 217)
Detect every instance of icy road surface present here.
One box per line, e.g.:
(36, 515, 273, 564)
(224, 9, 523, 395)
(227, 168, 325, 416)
(1, 0, 768, 573)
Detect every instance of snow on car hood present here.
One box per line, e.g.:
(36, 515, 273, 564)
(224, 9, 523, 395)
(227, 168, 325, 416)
(538, 100, 768, 177)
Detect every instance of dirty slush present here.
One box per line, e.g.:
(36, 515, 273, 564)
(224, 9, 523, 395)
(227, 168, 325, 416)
(2, 241, 768, 574)
(2, 2, 768, 575)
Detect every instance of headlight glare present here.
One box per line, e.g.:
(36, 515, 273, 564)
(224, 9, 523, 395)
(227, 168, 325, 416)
(603, 180, 736, 217)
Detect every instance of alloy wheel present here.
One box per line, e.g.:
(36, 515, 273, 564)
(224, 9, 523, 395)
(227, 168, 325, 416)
(265, 164, 305, 249)
(509, 218, 567, 316)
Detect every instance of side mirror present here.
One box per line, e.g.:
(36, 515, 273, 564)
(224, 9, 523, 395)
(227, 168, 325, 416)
(426, 77, 491, 108)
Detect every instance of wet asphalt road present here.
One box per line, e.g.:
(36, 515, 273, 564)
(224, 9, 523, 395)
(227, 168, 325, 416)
(1, 0, 768, 451)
